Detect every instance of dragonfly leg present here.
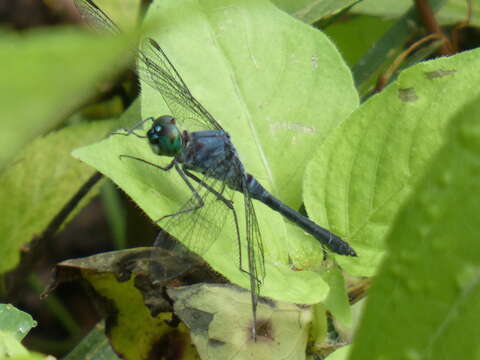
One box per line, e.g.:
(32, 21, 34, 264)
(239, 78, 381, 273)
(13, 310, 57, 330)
(182, 168, 234, 209)
(185, 171, 262, 319)
(110, 117, 155, 138)
(239, 264, 263, 283)
(154, 164, 206, 222)
(116, 156, 199, 221)
(185, 169, 262, 285)
(118, 155, 175, 171)
(183, 167, 244, 277)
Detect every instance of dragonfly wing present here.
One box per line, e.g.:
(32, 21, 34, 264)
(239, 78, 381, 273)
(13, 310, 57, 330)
(243, 187, 266, 292)
(238, 170, 266, 336)
(74, 0, 222, 132)
(73, 0, 121, 34)
(150, 169, 238, 282)
(137, 38, 223, 131)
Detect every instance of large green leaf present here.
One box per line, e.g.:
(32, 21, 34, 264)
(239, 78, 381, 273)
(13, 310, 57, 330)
(349, 96, 480, 359)
(0, 27, 134, 170)
(73, 0, 358, 305)
(0, 120, 113, 274)
(305, 48, 480, 276)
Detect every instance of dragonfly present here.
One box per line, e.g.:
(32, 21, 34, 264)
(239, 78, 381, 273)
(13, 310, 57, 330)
(75, 0, 357, 339)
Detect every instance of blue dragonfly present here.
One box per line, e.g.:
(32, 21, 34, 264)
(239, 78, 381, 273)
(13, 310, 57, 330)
(75, 0, 356, 339)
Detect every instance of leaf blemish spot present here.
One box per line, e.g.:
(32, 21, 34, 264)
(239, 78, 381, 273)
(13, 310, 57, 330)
(398, 88, 418, 102)
(270, 122, 316, 135)
(250, 318, 274, 342)
(208, 338, 226, 347)
(425, 69, 456, 80)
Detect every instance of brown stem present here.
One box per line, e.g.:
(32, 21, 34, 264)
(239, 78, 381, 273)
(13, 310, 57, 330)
(4, 172, 103, 299)
(414, 0, 453, 55)
(451, 0, 472, 52)
(375, 33, 444, 92)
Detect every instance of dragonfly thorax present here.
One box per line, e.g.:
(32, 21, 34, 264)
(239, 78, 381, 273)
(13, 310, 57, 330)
(147, 115, 183, 157)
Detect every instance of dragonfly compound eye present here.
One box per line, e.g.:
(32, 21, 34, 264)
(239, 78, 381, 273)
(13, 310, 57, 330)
(147, 117, 183, 157)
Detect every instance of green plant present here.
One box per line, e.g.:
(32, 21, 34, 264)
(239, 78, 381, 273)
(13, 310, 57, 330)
(1, 0, 479, 359)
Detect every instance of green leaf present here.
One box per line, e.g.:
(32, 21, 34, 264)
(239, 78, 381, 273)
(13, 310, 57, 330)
(304, 48, 480, 276)
(0, 304, 36, 341)
(324, 345, 351, 360)
(73, 0, 358, 305)
(272, 0, 361, 24)
(349, 96, 480, 360)
(353, 0, 412, 17)
(309, 303, 328, 352)
(323, 15, 394, 68)
(101, 180, 127, 250)
(322, 266, 351, 327)
(0, 27, 133, 169)
(0, 304, 43, 360)
(0, 331, 29, 358)
(355, 0, 480, 26)
(63, 324, 119, 360)
(0, 120, 113, 274)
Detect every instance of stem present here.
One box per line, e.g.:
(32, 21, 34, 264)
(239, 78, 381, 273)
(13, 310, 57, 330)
(375, 33, 444, 92)
(451, 0, 472, 52)
(414, 0, 453, 55)
(100, 181, 127, 250)
(6, 172, 103, 297)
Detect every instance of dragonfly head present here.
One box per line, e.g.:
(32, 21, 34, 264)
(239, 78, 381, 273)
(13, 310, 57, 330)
(147, 115, 183, 157)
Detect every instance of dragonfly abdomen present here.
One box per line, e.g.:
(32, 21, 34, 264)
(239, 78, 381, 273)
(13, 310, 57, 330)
(246, 175, 357, 257)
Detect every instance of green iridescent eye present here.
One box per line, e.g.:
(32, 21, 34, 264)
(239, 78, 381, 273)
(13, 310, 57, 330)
(147, 116, 182, 156)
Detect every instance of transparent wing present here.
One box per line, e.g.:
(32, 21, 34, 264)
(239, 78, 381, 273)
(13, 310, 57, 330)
(243, 186, 266, 293)
(238, 169, 266, 329)
(138, 39, 223, 131)
(151, 164, 265, 322)
(74, 0, 121, 34)
(150, 168, 239, 280)
(73, 0, 222, 132)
